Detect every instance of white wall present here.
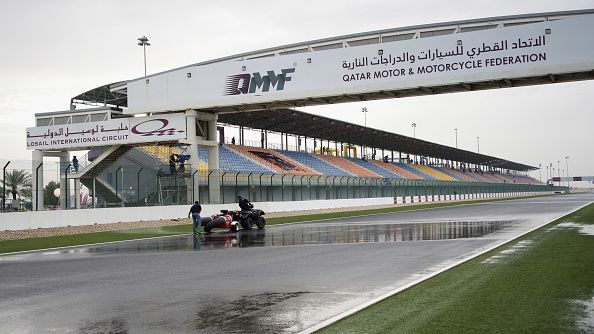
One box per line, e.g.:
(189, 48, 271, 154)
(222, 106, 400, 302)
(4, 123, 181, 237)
(0, 197, 393, 231)
(0, 193, 552, 231)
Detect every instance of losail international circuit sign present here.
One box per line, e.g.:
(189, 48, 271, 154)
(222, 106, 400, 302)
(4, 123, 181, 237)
(125, 14, 594, 114)
(26, 114, 187, 150)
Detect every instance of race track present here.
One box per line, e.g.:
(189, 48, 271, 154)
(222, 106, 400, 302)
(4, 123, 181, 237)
(1, 194, 592, 333)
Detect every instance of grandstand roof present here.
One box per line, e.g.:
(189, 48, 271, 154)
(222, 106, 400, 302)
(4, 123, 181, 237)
(71, 81, 128, 108)
(218, 109, 537, 171)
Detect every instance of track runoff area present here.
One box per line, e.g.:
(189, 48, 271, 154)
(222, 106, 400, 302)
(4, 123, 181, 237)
(1, 194, 593, 333)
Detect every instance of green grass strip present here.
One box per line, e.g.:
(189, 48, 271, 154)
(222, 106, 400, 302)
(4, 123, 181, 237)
(317, 201, 594, 334)
(0, 195, 543, 254)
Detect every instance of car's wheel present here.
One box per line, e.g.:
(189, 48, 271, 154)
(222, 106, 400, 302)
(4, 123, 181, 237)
(244, 217, 253, 230)
(256, 217, 266, 230)
(230, 223, 239, 232)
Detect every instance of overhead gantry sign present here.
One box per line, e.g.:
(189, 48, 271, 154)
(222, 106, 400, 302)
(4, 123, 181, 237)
(124, 12, 594, 114)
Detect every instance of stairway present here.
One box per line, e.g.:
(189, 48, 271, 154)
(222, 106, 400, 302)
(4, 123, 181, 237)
(72, 145, 132, 205)
(80, 177, 124, 206)
(73, 145, 132, 179)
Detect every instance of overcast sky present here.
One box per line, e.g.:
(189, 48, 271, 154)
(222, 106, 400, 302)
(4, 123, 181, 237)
(1, 0, 593, 180)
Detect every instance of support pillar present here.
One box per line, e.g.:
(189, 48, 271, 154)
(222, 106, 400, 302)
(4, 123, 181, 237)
(74, 178, 81, 209)
(31, 150, 44, 211)
(208, 113, 221, 203)
(186, 109, 200, 204)
(59, 152, 70, 209)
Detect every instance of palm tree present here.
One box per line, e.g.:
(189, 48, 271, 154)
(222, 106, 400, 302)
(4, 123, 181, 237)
(2, 170, 32, 202)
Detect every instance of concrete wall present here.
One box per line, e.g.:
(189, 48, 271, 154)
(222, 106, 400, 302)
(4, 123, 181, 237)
(0, 197, 393, 231)
(0, 192, 552, 231)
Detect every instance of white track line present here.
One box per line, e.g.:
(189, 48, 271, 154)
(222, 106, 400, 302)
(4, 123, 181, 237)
(298, 198, 594, 334)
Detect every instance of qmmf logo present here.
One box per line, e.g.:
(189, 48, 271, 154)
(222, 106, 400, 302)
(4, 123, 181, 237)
(224, 68, 295, 95)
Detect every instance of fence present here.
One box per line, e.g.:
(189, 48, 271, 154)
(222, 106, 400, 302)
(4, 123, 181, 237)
(0, 157, 568, 212)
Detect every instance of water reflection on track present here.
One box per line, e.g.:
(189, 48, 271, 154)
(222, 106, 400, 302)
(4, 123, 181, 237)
(74, 220, 512, 256)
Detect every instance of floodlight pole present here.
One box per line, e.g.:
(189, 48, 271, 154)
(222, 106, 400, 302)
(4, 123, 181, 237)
(138, 36, 151, 77)
(476, 136, 480, 154)
(362, 107, 368, 157)
(36, 163, 43, 211)
(565, 156, 570, 187)
(137, 168, 143, 205)
(64, 163, 71, 210)
(454, 128, 458, 148)
(2, 161, 10, 213)
(411, 123, 416, 138)
(557, 160, 561, 186)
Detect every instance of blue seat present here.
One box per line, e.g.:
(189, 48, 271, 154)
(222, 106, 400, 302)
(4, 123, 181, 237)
(198, 146, 271, 173)
(345, 158, 402, 178)
(277, 150, 353, 176)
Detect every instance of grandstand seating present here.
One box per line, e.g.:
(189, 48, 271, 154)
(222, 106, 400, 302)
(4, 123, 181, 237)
(435, 167, 476, 182)
(316, 155, 380, 177)
(229, 145, 317, 175)
(503, 173, 541, 184)
(485, 173, 508, 183)
(370, 160, 422, 179)
(138, 145, 208, 172)
(217, 146, 272, 173)
(132, 144, 541, 184)
(276, 150, 352, 176)
(394, 163, 435, 179)
(467, 170, 496, 183)
(345, 157, 402, 178)
(412, 164, 457, 181)
(138, 145, 172, 162)
(456, 170, 484, 182)
(429, 166, 466, 181)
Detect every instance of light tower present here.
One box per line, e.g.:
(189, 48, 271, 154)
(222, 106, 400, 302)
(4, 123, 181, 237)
(137, 36, 151, 76)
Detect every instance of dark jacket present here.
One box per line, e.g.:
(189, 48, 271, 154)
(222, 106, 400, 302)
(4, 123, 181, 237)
(189, 203, 202, 215)
(238, 198, 253, 211)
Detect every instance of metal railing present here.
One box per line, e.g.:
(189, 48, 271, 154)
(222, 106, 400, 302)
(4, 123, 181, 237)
(0, 157, 570, 212)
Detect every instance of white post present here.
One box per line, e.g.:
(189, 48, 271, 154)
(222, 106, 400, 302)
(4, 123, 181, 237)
(208, 113, 221, 203)
(186, 109, 200, 203)
(31, 150, 44, 211)
(59, 152, 70, 210)
(74, 178, 81, 209)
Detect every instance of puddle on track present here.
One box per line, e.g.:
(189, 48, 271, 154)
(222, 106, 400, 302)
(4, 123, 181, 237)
(193, 292, 309, 334)
(78, 317, 128, 334)
(6, 220, 512, 259)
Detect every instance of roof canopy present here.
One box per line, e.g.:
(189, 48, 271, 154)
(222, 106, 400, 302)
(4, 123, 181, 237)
(218, 109, 536, 171)
(71, 81, 128, 108)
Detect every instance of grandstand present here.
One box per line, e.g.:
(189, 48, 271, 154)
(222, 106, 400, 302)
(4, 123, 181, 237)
(51, 105, 543, 208)
(125, 143, 542, 185)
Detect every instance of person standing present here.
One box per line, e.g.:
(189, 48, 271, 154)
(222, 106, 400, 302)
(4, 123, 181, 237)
(72, 156, 79, 172)
(169, 153, 177, 175)
(188, 201, 202, 233)
(177, 154, 190, 173)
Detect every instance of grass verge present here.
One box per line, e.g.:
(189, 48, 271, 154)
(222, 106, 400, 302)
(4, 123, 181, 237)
(317, 202, 594, 334)
(0, 195, 542, 254)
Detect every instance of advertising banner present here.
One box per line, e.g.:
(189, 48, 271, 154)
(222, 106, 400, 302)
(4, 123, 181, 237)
(126, 15, 594, 114)
(26, 114, 187, 150)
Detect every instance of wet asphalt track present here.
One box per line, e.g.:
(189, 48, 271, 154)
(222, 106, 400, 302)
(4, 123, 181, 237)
(1, 194, 592, 333)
